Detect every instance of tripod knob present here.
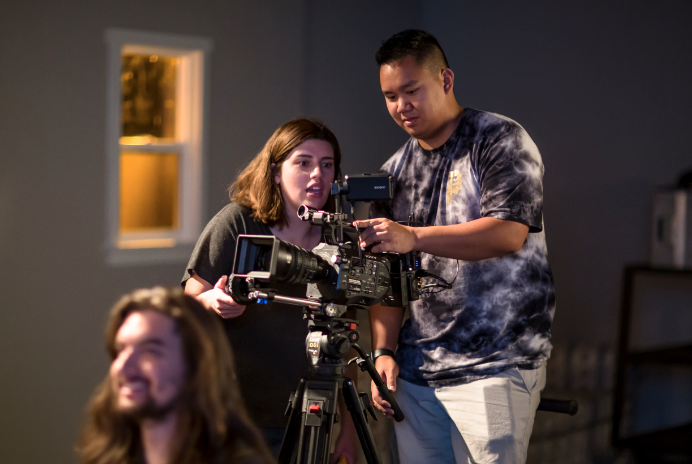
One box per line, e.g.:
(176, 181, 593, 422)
(348, 331, 359, 343)
(326, 334, 350, 357)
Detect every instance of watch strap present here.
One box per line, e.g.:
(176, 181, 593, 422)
(372, 348, 396, 361)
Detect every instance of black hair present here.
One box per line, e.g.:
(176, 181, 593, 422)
(375, 29, 449, 72)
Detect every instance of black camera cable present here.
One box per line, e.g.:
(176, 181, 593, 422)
(398, 219, 460, 294)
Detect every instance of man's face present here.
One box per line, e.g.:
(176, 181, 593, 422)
(380, 55, 448, 143)
(110, 310, 186, 420)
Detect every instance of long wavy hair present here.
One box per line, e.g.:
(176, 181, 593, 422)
(77, 287, 274, 464)
(229, 118, 342, 229)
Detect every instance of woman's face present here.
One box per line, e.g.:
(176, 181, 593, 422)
(275, 139, 336, 217)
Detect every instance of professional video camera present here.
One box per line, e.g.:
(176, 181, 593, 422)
(226, 172, 423, 317)
(225, 173, 446, 464)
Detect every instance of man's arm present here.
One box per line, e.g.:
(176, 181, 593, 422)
(369, 303, 405, 418)
(355, 216, 528, 261)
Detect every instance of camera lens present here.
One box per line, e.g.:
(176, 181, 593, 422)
(273, 241, 334, 285)
(255, 248, 272, 272)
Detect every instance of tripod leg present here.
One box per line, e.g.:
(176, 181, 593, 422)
(303, 380, 338, 464)
(342, 379, 382, 464)
(281, 379, 340, 464)
(279, 380, 306, 464)
(320, 413, 336, 464)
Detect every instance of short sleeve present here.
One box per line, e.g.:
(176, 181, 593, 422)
(182, 203, 270, 287)
(476, 125, 544, 233)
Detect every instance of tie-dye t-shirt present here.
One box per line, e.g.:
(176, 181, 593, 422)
(373, 108, 555, 387)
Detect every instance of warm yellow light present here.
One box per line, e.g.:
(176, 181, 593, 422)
(118, 238, 177, 249)
(120, 135, 153, 145)
(120, 152, 179, 232)
(121, 53, 177, 139)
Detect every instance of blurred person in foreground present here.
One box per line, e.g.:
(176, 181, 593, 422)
(77, 286, 274, 464)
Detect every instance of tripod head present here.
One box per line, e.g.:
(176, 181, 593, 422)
(305, 313, 359, 378)
(302, 310, 405, 423)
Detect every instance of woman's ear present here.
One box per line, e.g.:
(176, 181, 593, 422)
(271, 163, 281, 185)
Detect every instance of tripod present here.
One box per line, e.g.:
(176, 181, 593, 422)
(277, 312, 404, 464)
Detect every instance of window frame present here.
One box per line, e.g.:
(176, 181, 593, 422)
(104, 29, 213, 266)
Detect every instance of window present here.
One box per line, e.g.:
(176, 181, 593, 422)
(104, 29, 212, 265)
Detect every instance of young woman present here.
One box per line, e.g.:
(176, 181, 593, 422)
(182, 118, 357, 463)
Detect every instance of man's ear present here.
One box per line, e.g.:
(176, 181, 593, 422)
(442, 68, 455, 94)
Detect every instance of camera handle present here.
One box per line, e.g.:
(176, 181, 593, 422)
(350, 344, 405, 423)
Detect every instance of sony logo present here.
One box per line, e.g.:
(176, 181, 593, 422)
(373, 186, 385, 189)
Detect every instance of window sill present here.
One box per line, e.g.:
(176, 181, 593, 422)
(105, 243, 195, 267)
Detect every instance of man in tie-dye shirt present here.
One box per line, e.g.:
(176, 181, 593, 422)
(356, 30, 555, 464)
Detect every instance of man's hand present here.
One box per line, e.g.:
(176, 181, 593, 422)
(354, 218, 416, 254)
(371, 355, 399, 419)
(198, 275, 246, 318)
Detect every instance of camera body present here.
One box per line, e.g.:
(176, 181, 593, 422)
(306, 241, 420, 310)
(227, 173, 422, 314)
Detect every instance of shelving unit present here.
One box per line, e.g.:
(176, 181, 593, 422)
(613, 265, 692, 459)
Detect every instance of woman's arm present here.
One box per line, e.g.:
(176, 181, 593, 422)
(184, 271, 247, 318)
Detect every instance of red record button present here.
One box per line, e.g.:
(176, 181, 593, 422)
(309, 404, 321, 414)
(349, 323, 357, 330)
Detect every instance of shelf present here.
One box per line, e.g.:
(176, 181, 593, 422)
(622, 265, 692, 276)
(619, 423, 692, 457)
(613, 265, 692, 448)
(627, 344, 692, 365)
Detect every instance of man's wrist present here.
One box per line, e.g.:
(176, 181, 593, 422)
(408, 224, 421, 250)
(372, 348, 396, 361)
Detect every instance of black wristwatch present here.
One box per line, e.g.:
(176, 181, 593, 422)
(372, 348, 396, 361)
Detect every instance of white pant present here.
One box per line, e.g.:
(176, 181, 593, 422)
(393, 363, 546, 464)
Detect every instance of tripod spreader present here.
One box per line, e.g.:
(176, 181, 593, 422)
(350, 344, 405, 422)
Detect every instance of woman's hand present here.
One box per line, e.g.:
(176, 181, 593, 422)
(197, 275, 246, 318)
(330, 409, 358, 464)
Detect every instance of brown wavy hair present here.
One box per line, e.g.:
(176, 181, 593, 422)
(229, 118, 342, 229)
(76, 287, 274, 464)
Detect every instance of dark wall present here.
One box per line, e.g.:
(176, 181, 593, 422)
(1, 1, 691, 462)
(426, 1, 692, 344)
(307, 1, 692, 344)
(303, 1, 423, 174)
